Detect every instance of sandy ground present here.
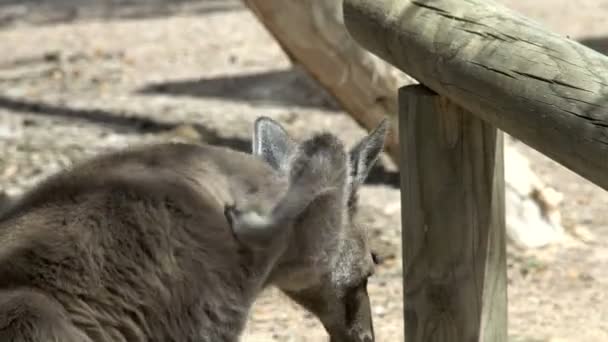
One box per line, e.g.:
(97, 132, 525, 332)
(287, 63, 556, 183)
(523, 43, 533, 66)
(0, 1, 607, 341)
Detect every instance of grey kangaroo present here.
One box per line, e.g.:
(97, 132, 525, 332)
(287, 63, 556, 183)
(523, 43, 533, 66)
(0, 116, 388, 342)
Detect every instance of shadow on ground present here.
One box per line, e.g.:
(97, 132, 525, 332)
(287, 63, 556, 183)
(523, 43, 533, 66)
(137, 67, 340, 110)
(0, 94, 250, 152)
(0, 0, 243, 29)
(0, 94, 398, 187)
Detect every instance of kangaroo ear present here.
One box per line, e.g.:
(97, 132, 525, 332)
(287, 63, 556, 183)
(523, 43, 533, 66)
(252, 117, 296, 172)
(349, 119, 389, 186)
(228, 133, 347, 248)
(225, 166, 328, 248)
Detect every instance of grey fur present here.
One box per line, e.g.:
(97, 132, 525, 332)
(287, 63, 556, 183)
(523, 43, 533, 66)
(234, 117, 388, 342)
(0, 117, 387, 342)
(0, 192, 13, 218)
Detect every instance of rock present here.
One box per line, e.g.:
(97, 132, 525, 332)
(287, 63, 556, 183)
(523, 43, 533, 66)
(505, 144, 565, 249)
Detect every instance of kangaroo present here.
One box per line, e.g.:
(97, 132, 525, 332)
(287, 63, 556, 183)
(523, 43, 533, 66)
(0, 116, 388, 342)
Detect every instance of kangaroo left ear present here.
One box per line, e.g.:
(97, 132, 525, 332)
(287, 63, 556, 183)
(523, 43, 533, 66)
(349, 119, 389, 187)
(252, 117, 296, 173)
(229, 132, 348, 248)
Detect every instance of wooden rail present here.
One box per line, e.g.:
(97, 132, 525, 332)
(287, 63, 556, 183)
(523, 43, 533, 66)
(342, 0, 608, 340)
(343, 0, 608, 190)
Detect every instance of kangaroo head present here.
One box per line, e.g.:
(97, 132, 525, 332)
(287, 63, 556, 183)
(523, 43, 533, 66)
(231, 117, 387, 342)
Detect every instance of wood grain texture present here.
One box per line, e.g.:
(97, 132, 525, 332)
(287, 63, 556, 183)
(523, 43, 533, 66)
(344, 0, 608, 190)
(399, 85, 507, 342)
(242, 0, 406, 161)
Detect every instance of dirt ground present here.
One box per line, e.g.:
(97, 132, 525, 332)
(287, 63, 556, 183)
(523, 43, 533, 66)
(0, 1, 607, 341)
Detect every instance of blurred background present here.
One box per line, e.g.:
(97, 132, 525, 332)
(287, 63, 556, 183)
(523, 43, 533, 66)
(0, 0, 606, 341)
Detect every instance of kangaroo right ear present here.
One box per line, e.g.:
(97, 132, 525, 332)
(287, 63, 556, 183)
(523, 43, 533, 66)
(252, 117, 296, 172)
(349, 119, 389, 187)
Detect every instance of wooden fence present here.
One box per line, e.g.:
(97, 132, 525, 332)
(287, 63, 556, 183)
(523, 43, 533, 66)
(343, 0, 608, 340)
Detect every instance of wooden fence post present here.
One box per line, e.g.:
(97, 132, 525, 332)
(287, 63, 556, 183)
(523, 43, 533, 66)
(399, 85, 507, 341)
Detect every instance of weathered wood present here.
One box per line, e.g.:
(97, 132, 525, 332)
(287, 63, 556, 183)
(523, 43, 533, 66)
(344, 0, 608, 190)
(241, 0, 567, 249)
(242, 0, 407, 161)
(400, 85, 507, 341)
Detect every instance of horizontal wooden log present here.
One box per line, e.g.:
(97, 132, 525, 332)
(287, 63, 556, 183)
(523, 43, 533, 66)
(344, 0, 608, 190)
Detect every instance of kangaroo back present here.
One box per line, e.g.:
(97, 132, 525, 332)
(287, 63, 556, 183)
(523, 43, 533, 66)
(0, 142, 288, 342)
(0, 115, 388, 342)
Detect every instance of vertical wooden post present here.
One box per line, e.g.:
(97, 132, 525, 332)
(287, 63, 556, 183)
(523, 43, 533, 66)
(399, 85, 507, 341)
